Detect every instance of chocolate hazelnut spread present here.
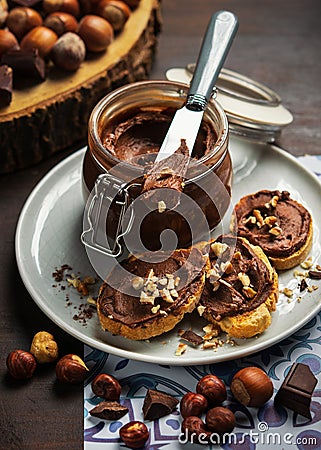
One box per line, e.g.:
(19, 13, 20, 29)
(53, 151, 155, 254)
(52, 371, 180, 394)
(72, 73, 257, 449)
(98, 248, 205, 328)
(200, 235, 274, 321)
(101, 110, 216, 165)
(233, 190, 311, 258)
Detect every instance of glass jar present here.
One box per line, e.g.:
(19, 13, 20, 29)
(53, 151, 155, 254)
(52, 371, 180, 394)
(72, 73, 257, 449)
(82, 80, 232, 254)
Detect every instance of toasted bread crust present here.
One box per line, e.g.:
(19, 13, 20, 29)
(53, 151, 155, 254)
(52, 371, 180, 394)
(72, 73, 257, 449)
(202, 237, 279, 339)
(97, 249, 208, 341)
(97, 279, 204, 340)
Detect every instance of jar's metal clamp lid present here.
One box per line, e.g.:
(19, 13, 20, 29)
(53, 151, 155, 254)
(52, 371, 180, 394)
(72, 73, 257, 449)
(166, 65, 293, 142)
(81, 173, 137, 259)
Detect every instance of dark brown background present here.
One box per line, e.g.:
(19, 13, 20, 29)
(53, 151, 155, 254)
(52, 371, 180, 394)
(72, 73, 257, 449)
(1, 0, 320, 448)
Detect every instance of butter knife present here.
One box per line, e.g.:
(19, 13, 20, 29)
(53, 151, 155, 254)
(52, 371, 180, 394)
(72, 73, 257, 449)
(155, 10, 238, 162)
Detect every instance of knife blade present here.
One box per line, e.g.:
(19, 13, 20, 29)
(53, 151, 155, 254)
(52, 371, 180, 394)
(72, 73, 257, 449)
(155, 10, 238, 162)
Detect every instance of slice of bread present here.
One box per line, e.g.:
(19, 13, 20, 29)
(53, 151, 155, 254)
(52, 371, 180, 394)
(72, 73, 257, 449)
(231, 190, 313, 270)
(200, 235, 279, 339)
(97, 247, 208, 340)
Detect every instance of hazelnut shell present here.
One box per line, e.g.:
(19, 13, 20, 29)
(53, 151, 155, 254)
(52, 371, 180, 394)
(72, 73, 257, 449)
(230, 366, 273, 407)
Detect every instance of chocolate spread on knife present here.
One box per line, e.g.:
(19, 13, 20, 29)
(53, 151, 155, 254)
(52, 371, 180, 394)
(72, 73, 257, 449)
(98, 248, 205, 328)
(200, 235, 273, 321)
(233, 190, 311, 258)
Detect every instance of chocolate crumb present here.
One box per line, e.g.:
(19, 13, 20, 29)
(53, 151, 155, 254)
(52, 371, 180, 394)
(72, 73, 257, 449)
(52, 264, 72, 282)
(90, 401, 128, 420)
(299, 278, 308, 292)
(180, 330, 203, 346)
(308, 270, 321, 279)
(142, 389, 179, 420)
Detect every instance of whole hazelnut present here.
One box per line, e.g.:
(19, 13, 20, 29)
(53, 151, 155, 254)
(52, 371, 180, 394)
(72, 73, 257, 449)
(0, 0, 8, 28)
(0, 29, 19, 58)
(42, 0, 80, 17)
(180, 392, 208, 418)
(181, 416, 210, 444)
(30, 331, 58, 364)
(55, 354, 89, 383)
(119, 421, 149, 449)
(7, 7, 43, 40)
(78, 14, 113, 52)
(21, 26, 58, 58)
(196, 374, 227, 405)
(44, 12, 78, 36)
(205, 406, 235, 434)
(6, 350, 37, 380)
(51, 32, 85, 70)
(91, 373, 121, 400)
(96, 0, 130, 32)
(230, 366, 273, 407)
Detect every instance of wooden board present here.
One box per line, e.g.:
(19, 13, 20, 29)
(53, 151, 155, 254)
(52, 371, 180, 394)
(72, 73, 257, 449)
(0, 0, 162, 173)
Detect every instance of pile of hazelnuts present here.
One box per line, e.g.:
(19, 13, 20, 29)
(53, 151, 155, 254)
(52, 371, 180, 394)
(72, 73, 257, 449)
(181, 368, 274, 445)
(6, 333, 274, 448)
(6, 331, 90, 383)
(0, 0, 140, 84)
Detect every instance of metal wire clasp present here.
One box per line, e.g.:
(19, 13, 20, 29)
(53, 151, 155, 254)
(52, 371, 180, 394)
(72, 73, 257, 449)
(81, 173, 137, 258)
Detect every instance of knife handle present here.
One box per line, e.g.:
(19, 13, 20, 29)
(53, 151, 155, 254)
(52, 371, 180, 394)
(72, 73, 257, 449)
(186, 10, 238, 111)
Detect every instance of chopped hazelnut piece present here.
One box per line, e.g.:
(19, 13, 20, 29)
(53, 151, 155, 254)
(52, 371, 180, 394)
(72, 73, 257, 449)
(234, 251, 242, 260)
(238, 272, 250, 287)
(207, 268, 220, 282)
(211, 242, 229, 257)
(158, 200, 166, 213)
(197, 305, 206, 316)
(282, 287, 293, 298)
(170, 289, 179, 298)
(132, 277, 144, 291)
(151, 304, 160, 314)
(253, 209, 264, 227)
(174, 276, 180, 287)
(212, 281, 220, 291)
(87, 296, 97, 306)
(243, 286, 257, 298)
(140, 291, 155, 305)
(161, 288, 174, 303)
(219, 279, 232, 288)
(220, 261, 233, 274)
(264, 215, 278, 227)
(167, 278, 175, 290)
(243, 215, 257, 226)
(269, 226, 282, 236)
(158, 278, 168, 286)
(202, 324, 219, 340)
(270, 195, 279, 208)
(175, 343, 187, 356)
(300, 257, 313, 269)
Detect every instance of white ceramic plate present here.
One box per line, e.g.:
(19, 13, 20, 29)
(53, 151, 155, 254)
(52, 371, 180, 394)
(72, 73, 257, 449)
(15, 136, 321, 365)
